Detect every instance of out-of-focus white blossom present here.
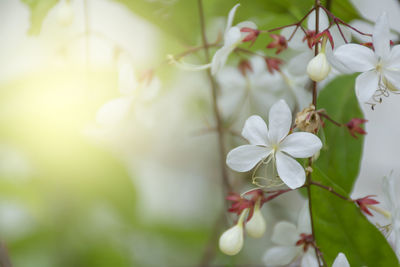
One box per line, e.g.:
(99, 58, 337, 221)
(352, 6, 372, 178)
(334, 13, 400, 103)
(382, 173, 400, 259)
(217, 56, 290, 119)
(96, 61, 160, 126)
(226, 100, 322, 189)
(263, 202, 319, 267)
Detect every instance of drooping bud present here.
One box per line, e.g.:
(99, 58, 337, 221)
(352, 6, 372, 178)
(219, 209, 247, 256)
(306, 52, 331, 82)
(266, 34, 288, 54)
(295, 105, 321, 133)
(245, 200, 266, 238)
(346, 118, 367, 138)
(57, 1, 74, 27)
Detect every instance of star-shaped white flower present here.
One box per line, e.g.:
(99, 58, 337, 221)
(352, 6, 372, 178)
(334, 13, 400, 103)
(226, 99, 322, 189)
(332, 253, 350, 267)
(217, 56, 290, 119)
(96, 62, 160, 126)
(382, 173, 400, 259)
(262, 202, 319, 267)
(169, 4, 256, 75)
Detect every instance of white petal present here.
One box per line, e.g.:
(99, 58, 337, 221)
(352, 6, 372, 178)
(236, 21, 257, 30)
(383, 69, 400, 90)
(263, 246, 300, 266)
(288, 52, 314, 76)
(382, 174, 397, 211)
(281, 26, 307, 51)
(280, 132, 322, 158)
(349, 20, 374, 43)
(329, 24, 352, 47)
(211, 45, 234, 75)
(307, 9, 330, 31)
(271, 221, 299, 246)
(334, 44, 376, 72)
(301, 250, 319, 267)
(96, 97, 132, 126)
(225, 4, 240, 37)
(332, 253, 350, 267)
(118, 62, 138, 95)
(297, 201, 311, 234)
(224, 26, 242, 47)
(242, 115, 270, 146)
(249, 56, 267, 74)
(386, 45, 400, 69)
(268, 100, 292, 144)
(275, 152, 306, 189)
(226, 145, 272, 172)
(355, 70, 379, 102)
(373, 13, 391, 60)
(217, 68, 246, 117)
(141, 77, 161, 102)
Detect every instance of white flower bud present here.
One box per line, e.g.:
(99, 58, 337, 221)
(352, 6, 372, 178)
(306, 52, 331, 82)
(245, 208, 266, 238)
(58, 1, 74, 27)
(219, 224, 244, 256)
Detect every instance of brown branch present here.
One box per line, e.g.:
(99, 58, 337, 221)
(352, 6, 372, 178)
(310, 181, 352, 201)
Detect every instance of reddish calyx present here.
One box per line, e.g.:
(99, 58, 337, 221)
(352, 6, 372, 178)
(241, 27, 260, 47)
(355, 195, 379, 216)
(346, 118, 367, 138)
(266, 34, 288, 54)
(265, 57, 284, 74)
(296, 233, 314, 252)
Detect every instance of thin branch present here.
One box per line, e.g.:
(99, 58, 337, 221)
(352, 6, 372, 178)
(319, 112, 342, 127)
(310, 181, 352, 201)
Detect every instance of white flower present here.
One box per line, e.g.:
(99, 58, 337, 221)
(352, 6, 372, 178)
(170, 4, 257, 75)
(226, 100, 322, 189)
(96, 62, 160, 126)
(210, 4, 257, 75)
(245, 200, 266, 238)
(217, 56, 289, 118)
(307, 52, 331, 82)
(332, 253, 350, 267)
(219, 209, 247, 256)
(334, 13, 400, 103)
(263, 202, 319, 267)
(281, 9, 351, 76)
(349, 0, 400, 42)
(57, 0, 74, 27)
(382, 173, 400, 259)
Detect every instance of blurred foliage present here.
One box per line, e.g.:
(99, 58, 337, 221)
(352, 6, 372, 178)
(21, 0, 59, 35)
(316, 74, 364, 194)
(312, 75, 399, 266)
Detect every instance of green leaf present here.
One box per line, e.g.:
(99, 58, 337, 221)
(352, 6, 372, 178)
(315, 74, 364, 194)
(21, 0, 59, 35)
(311, 167, 399, 266)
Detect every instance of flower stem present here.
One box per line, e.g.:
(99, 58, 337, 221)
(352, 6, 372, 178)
(310, 181, 352, 201)
(197, 0, 232, 194)
(307, 2, 326, 266)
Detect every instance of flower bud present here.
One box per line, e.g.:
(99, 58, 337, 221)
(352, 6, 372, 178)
(57, 1, 74, 27)
(295, 105, 321, 133)
(306, 52, 331, 82)
(245, 208, 266, 238)
(219, 224, 244, 256)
